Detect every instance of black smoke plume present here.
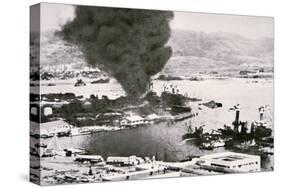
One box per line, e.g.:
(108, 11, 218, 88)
(60, 6, 174, 99)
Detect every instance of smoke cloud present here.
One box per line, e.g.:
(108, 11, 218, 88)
(60, 6, 174, 99)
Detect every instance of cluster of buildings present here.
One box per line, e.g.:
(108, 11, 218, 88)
(30, 106, 162, 139)
(40, 65, 106, 81)
(36, 149, 261, 185)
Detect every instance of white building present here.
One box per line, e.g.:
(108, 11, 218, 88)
(199, 152, 260, 173)
(120, 115, 145, 127)
(30, 120, 72, 138)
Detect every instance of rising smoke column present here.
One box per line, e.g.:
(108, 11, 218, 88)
(61, 6, 174, 99)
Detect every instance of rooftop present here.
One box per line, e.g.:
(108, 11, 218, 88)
(200, 152, 260, 164)
(76, 155, 103, 160)
(125, 115, 144, 122)
(41, 119, 71, 127)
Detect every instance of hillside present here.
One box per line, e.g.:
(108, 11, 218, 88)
(163, 30, 273, 75)
(31, 30, 273, 76)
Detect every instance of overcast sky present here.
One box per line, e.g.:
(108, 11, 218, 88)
(40, 3, 273, 39)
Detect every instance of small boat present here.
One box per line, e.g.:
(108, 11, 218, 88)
(180, 155, 199, 162)
(47, 83, 56, 86)
(74, 79, 86, 87)
(79, 176, 90, 183)
(79, 128, 93, 135)
(202, 100, 223, 109)
(64, 148, 87, 157)
(71, 128, 93, 136)
(91, 77, 110, 84)
(63, 175, 77, 182)
(189, 76, 204, 81)
(39, 132, 55, 139)
(57, 131, 71, 137)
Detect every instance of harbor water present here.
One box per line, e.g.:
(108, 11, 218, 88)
(38, 78, 273, 167)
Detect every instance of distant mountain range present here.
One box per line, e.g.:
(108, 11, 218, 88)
(163, 29, 273, 75)
(32, 30, 273, 75)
